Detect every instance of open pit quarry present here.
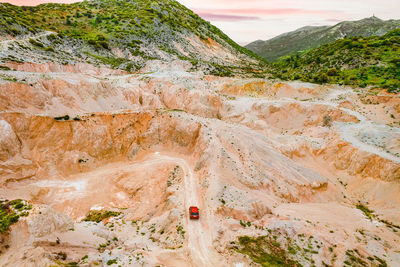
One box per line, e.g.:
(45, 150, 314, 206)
(0, 60, 399, 266)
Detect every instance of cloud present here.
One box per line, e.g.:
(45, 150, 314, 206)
(194, 8, 344, 17)
(195, 12, 260, 22)
(325, 18, 345, 23)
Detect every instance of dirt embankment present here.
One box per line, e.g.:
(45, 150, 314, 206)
(0, 63, 399, 266)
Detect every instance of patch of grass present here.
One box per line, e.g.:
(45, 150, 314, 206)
(374, 255, 388, 266)
(0, 74, 17, 82)
(356, 204, 374, 220)
(380, 219, 400, 231)
(85, 52, 130, 69)
(106, 259, 117, 265)
(0, 208, 19, 234)
(0, 199, 32, 234)
(236, 236, 302, 267)
(83, 210, 121, 223)
(344, 249, 369, 266)
(176, 224, 185, 238)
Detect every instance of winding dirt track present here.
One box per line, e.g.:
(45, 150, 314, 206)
(144, 153, 213, 266)
(27, 151, 214, 266)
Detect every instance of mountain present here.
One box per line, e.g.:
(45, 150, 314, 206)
(245, 16, 400, 62)
(269, 28, 400, 93)
(0, 0, 261, 75)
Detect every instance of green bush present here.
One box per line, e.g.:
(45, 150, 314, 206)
(54, 115, 70, 121)
(45, 46, 55, 52)
(106, 259, 118, 265)
(327, 68, 338, 76)
(29, 38, 44, 47)
(313, 72, 328, 83)
(9, 28, 21, 36)
(0, 199, 32, 234)
(356, 204, 374, 220)
(83, 210, 121, 223)
(97, 40, 109, 49)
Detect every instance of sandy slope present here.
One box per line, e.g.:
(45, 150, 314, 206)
(0, 62, 399, 266)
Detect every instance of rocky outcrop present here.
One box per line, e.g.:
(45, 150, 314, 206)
(320, 140, 400, 181)
(28, 206, 74, 238)
(4, 62, 127, 75)
(0, 120, 20, 161)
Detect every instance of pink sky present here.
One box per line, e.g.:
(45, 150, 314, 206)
(1, 0, 399, 44)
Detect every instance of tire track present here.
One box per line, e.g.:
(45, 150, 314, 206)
(144, 153, 212, 266)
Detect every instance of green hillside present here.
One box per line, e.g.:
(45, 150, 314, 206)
(270, 29, 400, 93)
(0, 0, 262, 74)
(246, 17, 400, 62)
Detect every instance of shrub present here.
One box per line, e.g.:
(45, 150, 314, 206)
(98, 40, 109, 49)
(313, 72, 328, 84)
(106, 259, 117, 265)
(390, 57, 400, 67)
(9, 28, 21, 36)
(356, 204, 374, 220)
(83, 210, 121, 223)
(54, 115, 70, 121)
(45, 46, 55, 52)
(47, 34, 57, 40)
(29, 38, 44, 47)
(323, 115, 332, 127)
(327, 68, 338, 76)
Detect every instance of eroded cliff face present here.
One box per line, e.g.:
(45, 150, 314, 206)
(0, 62, 399, 266)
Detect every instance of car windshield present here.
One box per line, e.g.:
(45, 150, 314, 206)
(191, 212, 199, 215)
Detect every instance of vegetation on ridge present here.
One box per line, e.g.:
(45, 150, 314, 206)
(270, 28, 400, 93)
(0, 0, 263, 74)
(245, 17, 400, 62)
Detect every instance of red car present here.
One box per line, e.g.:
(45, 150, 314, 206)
(189, 206, 199, 219)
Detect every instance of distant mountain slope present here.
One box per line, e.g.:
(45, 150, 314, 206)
(246, 17, 400, 62)
(269, 29, 400, 93)
(0, 0, 261, 74)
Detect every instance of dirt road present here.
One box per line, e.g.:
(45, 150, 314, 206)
(145, 152, 213, 266)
